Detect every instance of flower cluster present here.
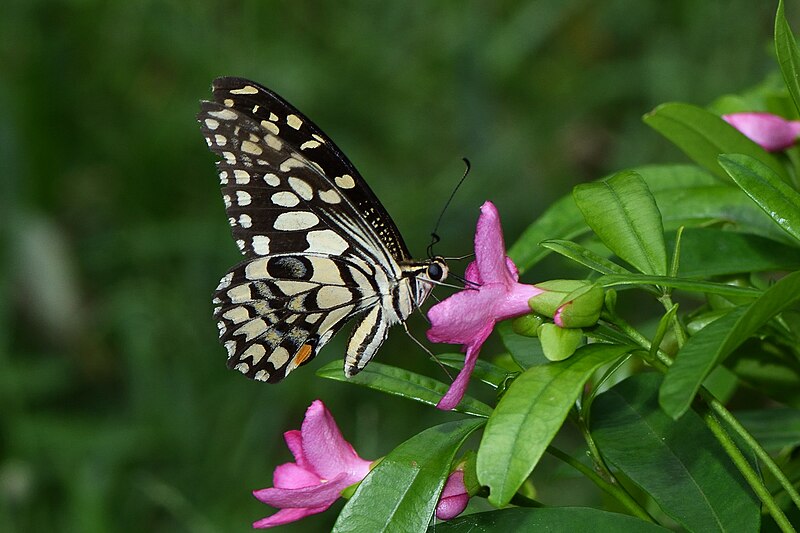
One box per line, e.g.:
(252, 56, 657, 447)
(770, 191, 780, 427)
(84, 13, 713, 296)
(252, 400, 470, 528)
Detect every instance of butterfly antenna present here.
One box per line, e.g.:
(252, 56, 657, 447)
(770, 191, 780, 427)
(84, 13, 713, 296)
(427, 158, 472, 258)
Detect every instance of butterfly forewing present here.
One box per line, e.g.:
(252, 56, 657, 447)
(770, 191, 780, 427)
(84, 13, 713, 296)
(199, 77, 439, 383)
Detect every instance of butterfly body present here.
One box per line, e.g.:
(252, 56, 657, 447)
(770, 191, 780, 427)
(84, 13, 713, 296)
(199, 77, 447, 383)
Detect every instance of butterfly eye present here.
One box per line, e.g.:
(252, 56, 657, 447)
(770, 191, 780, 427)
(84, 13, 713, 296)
(427, 262, 444, 281)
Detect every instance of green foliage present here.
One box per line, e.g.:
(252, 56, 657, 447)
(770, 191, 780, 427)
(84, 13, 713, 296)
(6, 1, 800, 532)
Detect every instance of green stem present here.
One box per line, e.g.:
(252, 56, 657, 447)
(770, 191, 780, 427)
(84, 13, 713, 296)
(608, 312, 798, 528)
(546, 446, 654, 523)
(704, 392, 800, 512)
(699, 408, 796, 533)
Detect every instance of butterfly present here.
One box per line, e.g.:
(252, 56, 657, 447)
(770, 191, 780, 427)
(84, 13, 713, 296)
(198, 77, 448, 383)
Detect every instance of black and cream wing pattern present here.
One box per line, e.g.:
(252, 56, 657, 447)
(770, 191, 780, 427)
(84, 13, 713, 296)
(198, 77, 447, 383)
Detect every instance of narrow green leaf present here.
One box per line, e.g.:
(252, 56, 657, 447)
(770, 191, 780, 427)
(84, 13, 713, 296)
(574, 171, 667, 276)
(719, 153, 800, 242)
(477, 344, 633, 506)
(316, 361, 493, 418)
(592, 374, 760, 533)
(726, 345, 800, 409)
(428, 507, 670, 532)
(333, 419, 484, 533)
(667, 227, 800, 278)
(596, 274, 761, 299)
(649, 304, 678, 361)
(776, 0, 800, 114)
(643, 102, 789, 181)
(540, 239, 631, 275)
(436, 353, 509, 388)
(660, 270, 800, 419)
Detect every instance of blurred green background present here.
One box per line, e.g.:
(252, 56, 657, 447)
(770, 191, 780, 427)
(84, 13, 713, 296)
(1, 1, 795, 531)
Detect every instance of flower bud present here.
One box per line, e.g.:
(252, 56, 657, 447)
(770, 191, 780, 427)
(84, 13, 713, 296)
(528, 280, 603, 328)
(538, 323, 583, 361)
(511, 314, 545, 337)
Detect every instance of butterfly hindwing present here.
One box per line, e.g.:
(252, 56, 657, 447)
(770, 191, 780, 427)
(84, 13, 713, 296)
(213, 253, 382, 382)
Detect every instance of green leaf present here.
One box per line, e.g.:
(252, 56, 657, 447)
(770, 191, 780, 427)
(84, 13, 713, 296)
(660, 270, 800, 419)
(574, 171, 667, 276)
(333, 419, 484, 533)
(719, 153, 800, 243)
(726, 343, 800, 409)
(508, 164, 784, 273)
(643, 102, 790, 182)
(316, 361, 493, 418)
(735, 407, 800, 450)
(477, 344, 633, 506)
(775, 0, 800, 114)
(592, 374, 760, 533)
(540, 239, 631, 275)
(596, 274, 761, 299)
(427, 507, 670, 532)
(436, 353, 509, 388)
(649, 303, 678, 361)
(497, 321, 548, 369)
(667, 227, 800, 278)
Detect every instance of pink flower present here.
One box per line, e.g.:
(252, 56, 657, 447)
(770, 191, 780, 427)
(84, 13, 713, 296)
(436, 469, 470, 520)
(427, 201, 543, 410)
(252, 400, 373, 528)
(722, 112, 800, 152)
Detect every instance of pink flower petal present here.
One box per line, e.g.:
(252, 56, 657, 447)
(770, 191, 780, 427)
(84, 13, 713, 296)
(271, 463, 320, 490)
(427, 284, 505, 345)
(253, 473, 352, 508)
(436, 470, 469, 520)
(723, 112, 800, 151)
(283, 430, 310, 469)
(474, 202, 514, 286)
(253, 506, 328, 528)
(301, 400, 372, 482)
(436, 326, 493, 410)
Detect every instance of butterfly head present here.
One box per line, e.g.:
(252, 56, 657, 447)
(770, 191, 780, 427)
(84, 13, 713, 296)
(402, 256, 449, 306)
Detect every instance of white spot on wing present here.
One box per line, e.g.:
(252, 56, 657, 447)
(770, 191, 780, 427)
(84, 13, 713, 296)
(224, 98, 235, 107)
(301, 140, 321, 150)
(280, 157, 304, 172)
(233, 169, 250, 184)
(271, 191, 300, 207)
(214, 134, 227, 146)
(261, 121, 279, 135)
(306, 229, 349, 254)
(242, 140, 263, 155)
(234, 362, 249, 373)
(252, 235, 271, 255)
(287, 114, 303, 129)
(269, 346, 291, 368)
(223, 195, 232, 208)
(269, 112, 279, 122)
(223, 306, 250, 323)
(204, 118, 219, 130)
(244, 257, 269, 279)
(335, 174, 356, 189)
(242, 343, 267, 364)
(236, 191, 252, 206)
(227, 284, 252, 304)
(234, 318, 269, 341)
(316, 286, 354, 309)
(264, 173, 280, 186)
(239, 214, 252, 228)
(224, 340, 237, 358)
(319, 189, 341, 204)
(274, 212, 319, 231)
(254, 369, 270, 381)
(288, 177, 314, 201)
(209, 109, 238, 120)
(216, 272, 234, 290)
(230, 85, 259, 95)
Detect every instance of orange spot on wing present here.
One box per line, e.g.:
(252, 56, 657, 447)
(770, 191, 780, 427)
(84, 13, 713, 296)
(293, 344, 314, 366)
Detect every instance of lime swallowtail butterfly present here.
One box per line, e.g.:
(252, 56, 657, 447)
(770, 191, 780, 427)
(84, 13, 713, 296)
(199, 77, 448, 383)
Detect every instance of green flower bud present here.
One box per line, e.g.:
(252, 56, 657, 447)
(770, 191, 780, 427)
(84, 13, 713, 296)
(538, 323, 583, 361)
(511, 314, 545, 337)
(528, 280, 604, 328)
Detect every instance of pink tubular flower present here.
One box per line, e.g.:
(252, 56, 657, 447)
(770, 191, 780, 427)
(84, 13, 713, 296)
(252, 400, 372, 528)
(427, 201, 543, 410)
(722, 112, 800, 152)
(436, 469, 470, 520)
